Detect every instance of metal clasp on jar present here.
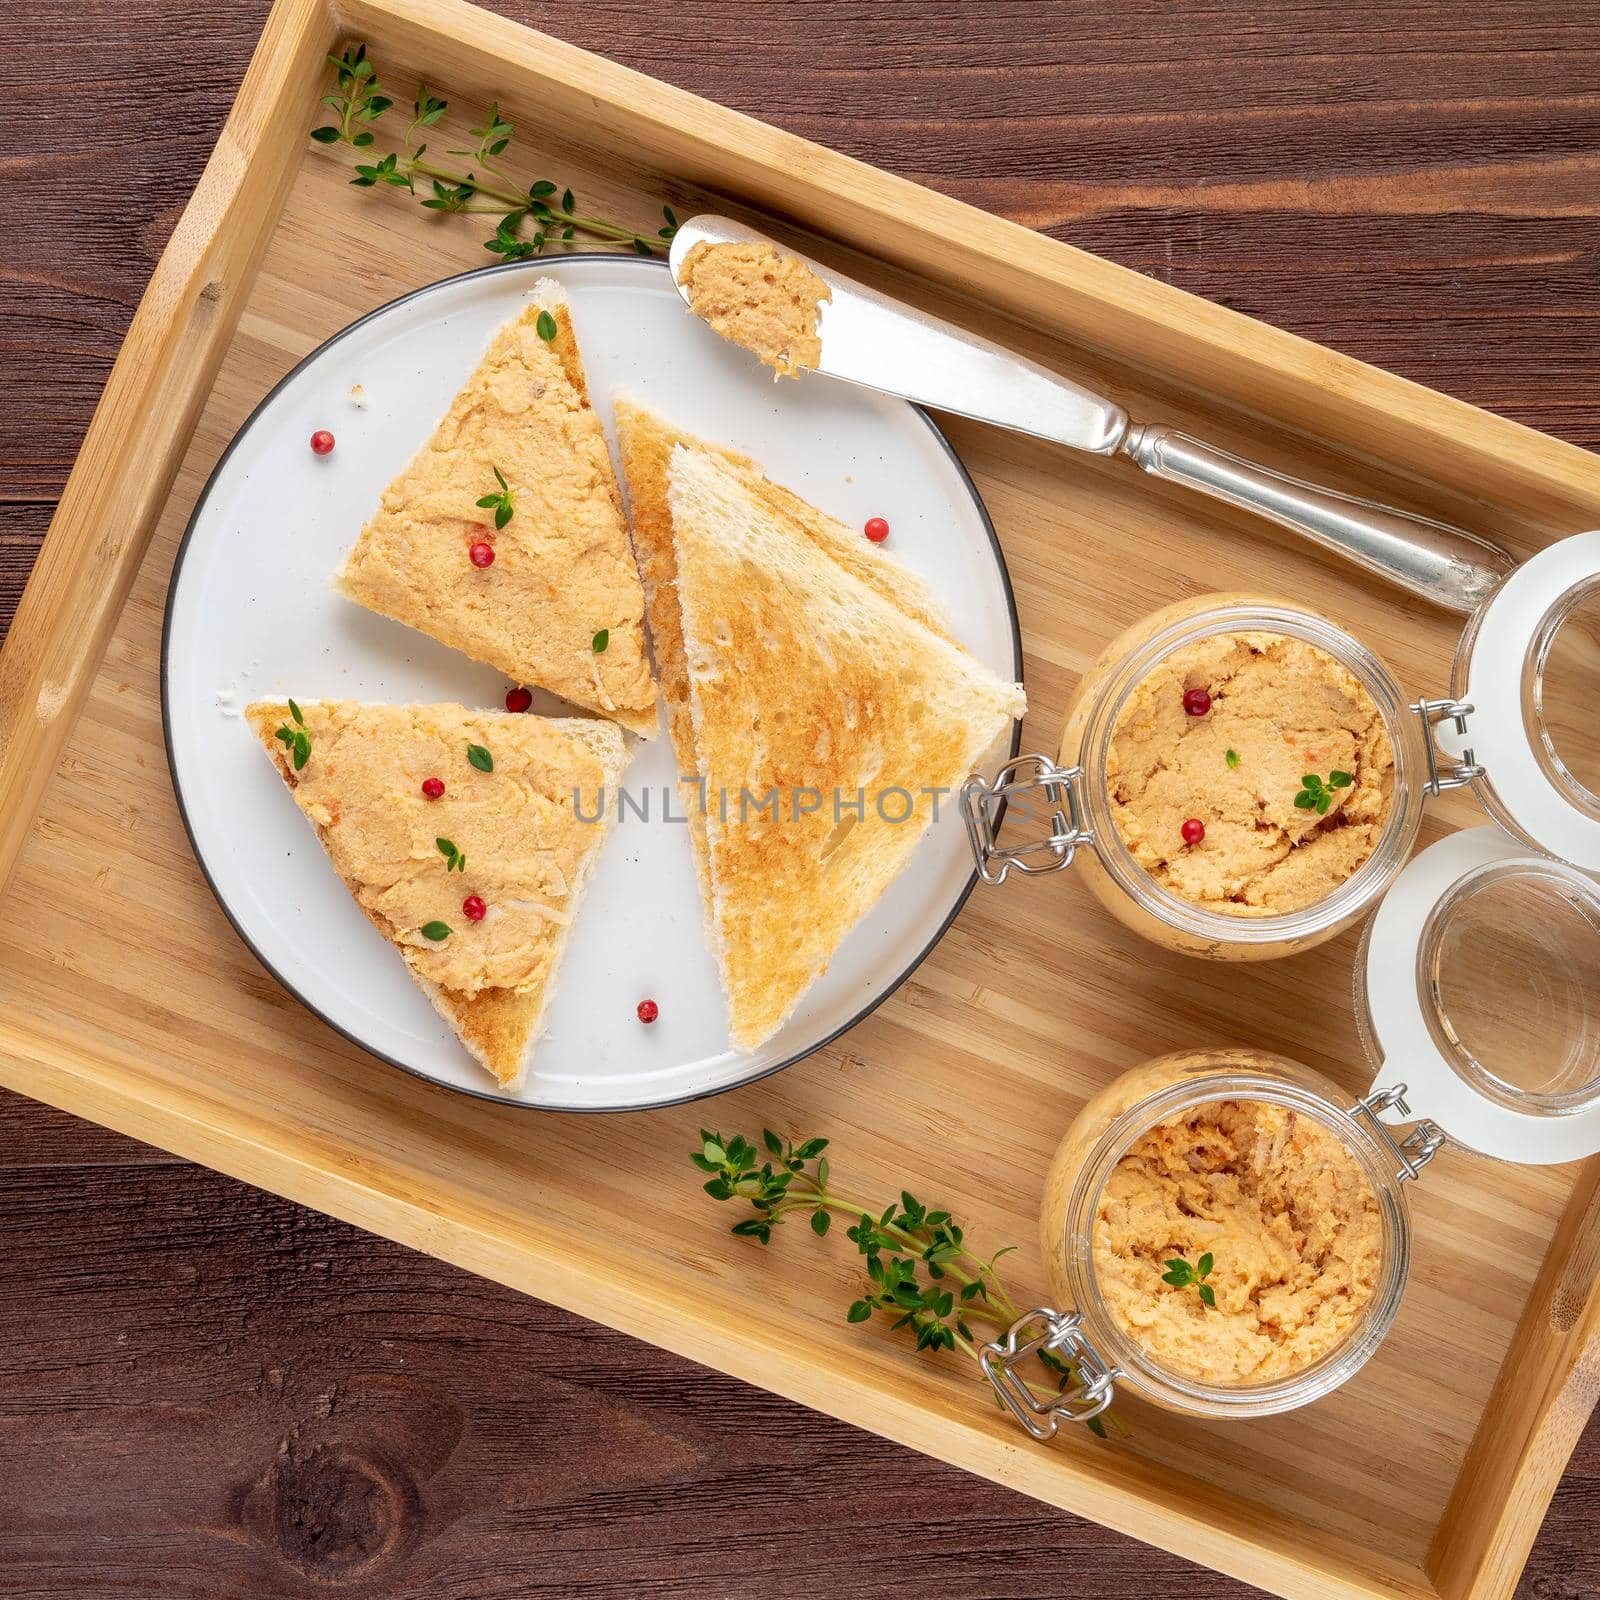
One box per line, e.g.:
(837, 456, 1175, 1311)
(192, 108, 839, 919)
(979, 1308, 1119, 1439)
(1350, 1085, 1448, 1182)
(960, 755, 1094, 886)
(1411, 698, 1485, 796)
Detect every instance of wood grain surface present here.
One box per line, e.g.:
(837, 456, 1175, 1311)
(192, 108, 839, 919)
(3, 3, 1599, 1596)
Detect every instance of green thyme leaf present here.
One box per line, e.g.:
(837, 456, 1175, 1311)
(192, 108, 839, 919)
(477, 468, 514, 530)
(811, 1209, 831, 1237)
(592, 628, 609, 654)
(1163, 1252, 1217, 1307)
(535, 308, 558, 345)
(310, 125, 341, 143)
(420, 920, 451, 941)
(1225, 748, 1240, 769)
(435, 837, 466, 872)
(846, 1299, 872, 1323)
(467, 742, 494, 773)
(1293, 768, 1353, 812)
(276, 720, 311, 770)
(287, 698, 305, 726)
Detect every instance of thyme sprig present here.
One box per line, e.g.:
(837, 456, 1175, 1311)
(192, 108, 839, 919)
(1162, 1251, 1218, 1307)
(311, 46, 679, 261)
(1294, 769, 1354, 814)
(694, 1128, 1127, 1439)
(273, 698, 311, 771)
(476, 465, 515, 529)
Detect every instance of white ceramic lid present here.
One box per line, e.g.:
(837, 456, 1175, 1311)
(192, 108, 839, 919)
(1362, 825, 1600, 1163)
(1436, 529, 1600, 869)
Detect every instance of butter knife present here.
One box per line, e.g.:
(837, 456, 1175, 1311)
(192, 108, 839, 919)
(668, 215, 1513, 614)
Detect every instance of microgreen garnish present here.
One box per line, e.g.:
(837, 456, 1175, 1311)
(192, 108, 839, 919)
(311, 46, 678, 259)
(420, 920, 452, 941)
(466, 742, 494, 773)
(475, 465, 515, 529)
(535, 309, 558, 346)
(591, 628, 609, 654)
(693, 1128, 1127, 1439)
(273, 699, 311, 771)
(1162, 1251, 1217, 1307)
(1294, 769, 1354, 814)
(436, 837, 467, 873)
(1225, 748, 1240, 769)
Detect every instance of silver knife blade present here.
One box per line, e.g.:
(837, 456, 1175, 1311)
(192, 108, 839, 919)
(668, 215, 1129, 456)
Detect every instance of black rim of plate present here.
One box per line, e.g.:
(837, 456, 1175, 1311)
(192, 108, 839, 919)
(160, 254, 1024, 1115)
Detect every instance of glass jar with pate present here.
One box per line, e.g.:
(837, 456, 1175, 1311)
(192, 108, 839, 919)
(985, 910, 1600, 1434)
(960, 532, 1600, 960)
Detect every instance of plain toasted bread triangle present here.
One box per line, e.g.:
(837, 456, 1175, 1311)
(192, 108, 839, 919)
(336, 283, 657, 735)
(664, 445, 1025, 1051)
(246, 699, 629, 1090)
(613, 397, 956, 901)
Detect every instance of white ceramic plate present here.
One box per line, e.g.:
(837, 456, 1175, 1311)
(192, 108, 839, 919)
(163, 256, 1020, 1111)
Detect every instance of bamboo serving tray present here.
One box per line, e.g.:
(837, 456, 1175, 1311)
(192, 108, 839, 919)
(3, 1, 1598, 1595)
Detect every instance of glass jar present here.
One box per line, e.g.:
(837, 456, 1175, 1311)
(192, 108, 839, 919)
(962, 533, 1600, 959)
(982, 835, 1600, 1435)
(981, 1049, 1421, 1432)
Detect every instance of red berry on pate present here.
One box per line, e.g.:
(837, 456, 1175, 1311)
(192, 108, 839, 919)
(505, 686, 533, 713)
(462, 894, 487, 921)
(469, 541, 495, 569)
(421, 777, 445, 799)
(863, 516, 890, 543)
(310, 429, 335, 455)
(636, 999, 659, 1024)
(1182, 688, 1212, 717)
(1181, 818, 1205, 845)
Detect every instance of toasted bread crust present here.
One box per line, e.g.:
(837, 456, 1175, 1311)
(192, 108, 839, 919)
(614, 398, 957, 902)
(616, 411, 1024, 1051)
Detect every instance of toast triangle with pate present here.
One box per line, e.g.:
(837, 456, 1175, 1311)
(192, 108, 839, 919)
(335, 282, 657, 735)
(612, 396, 956, 903)
(245, 698, 629, 1090)
(662, 443, 1025, 1051)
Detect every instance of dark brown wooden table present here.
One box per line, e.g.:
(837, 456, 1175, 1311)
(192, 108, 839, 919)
(4, 3, 1599, 1595)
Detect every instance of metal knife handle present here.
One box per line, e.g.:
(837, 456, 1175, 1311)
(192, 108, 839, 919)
(1122, 424, 1514, 613)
